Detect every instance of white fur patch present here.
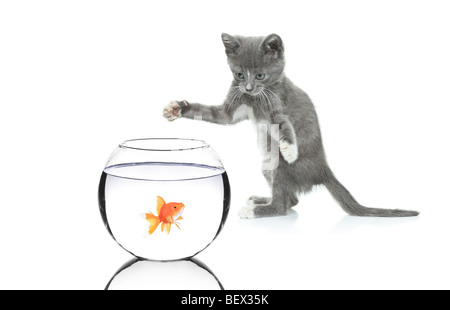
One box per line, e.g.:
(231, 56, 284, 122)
(239, 205, 255, 219)
(232, 104, 253, 123)
(280, 140, 298, 163)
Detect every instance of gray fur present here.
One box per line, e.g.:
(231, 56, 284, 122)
(163, 33, 419, 218)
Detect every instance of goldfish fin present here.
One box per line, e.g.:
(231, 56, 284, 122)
(177, 216, 183, 221)
(156, 196, 166, 215)
(145, 213, 160, 235)
(145, 212, 155, 221)
(165, 223, 171, 235)
(160, 222, 165, 232)
(174, 222, 181, 230)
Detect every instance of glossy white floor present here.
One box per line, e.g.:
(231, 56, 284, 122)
(1, 0, 449, 290)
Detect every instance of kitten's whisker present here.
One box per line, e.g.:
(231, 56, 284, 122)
(237, 89, 244, 104)
(234, 88, 243, 103)
(258, 89, 266, 107)
(262, 91, 270, 109)
(264, 88, 281, 105)
(226, 87, 241, 111)
(258, 91, 266, 106)
(256, 92, 264, 108)
(265, 88, 282, 111)
(261, 89, 273, 111)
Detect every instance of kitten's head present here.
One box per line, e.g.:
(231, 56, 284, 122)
(222, 33, 285, 96)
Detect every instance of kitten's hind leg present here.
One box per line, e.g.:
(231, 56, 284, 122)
(245, 169, 274, 206)
(246, 194, 297, 208)
(246, 195, 271, 206)
(240, 183, 293, 219)
(288, 194, 299, 209)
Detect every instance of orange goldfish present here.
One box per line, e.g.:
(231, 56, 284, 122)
(145, 196, 185, 235)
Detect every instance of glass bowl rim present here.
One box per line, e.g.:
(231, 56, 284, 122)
(119, 138, 210, 152)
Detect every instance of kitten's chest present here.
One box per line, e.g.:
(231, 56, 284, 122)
(232, 103, 278, 155)
(232, 104, 255, 123)
(234, 104, 276, 135)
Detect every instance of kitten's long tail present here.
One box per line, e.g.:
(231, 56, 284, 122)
(324, 174, 419, 217)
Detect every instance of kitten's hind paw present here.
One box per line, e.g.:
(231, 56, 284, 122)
(280, 140, 298, 164)
(163, 100, 188, 121)
(238, 205, 255, 219)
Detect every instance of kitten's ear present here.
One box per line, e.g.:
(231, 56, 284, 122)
(222, 33, 240, 56)
(261, 34, 284, 58)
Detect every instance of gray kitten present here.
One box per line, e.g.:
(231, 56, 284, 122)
(163, 33, 419, 218)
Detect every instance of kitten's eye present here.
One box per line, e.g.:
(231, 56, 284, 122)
(256, 73, 265, 80)
(236, 72, 245, 80)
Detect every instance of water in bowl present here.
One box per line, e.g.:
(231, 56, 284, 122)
(98, 162, 230, 261)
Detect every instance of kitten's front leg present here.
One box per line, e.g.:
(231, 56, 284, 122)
(271, 113, 298, 164)
(280, 138, 298, 164)
(276, 115, 298, 164)
(163, 99, 245, 125)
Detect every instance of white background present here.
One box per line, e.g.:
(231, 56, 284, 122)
(1, 0, 449, 289)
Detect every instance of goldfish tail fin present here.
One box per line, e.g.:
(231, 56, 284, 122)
(156, 196, 166, 215)
(145, 212, 160, 235)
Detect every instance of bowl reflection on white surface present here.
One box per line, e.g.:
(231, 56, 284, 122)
(105, 257, 223, 290)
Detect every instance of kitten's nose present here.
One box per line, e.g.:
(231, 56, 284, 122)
(245, 84, 253, 92)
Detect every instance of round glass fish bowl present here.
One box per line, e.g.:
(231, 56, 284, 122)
(98, 138, 230, 261)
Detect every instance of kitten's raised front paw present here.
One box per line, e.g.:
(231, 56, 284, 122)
(280, 139, 298, 164)
(163, 100, 188, 122)
(238, 205, 255, 219)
